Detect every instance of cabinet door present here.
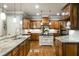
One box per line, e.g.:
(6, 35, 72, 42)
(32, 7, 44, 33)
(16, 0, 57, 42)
(19, 42, 24, 56)
(23, 19, 30, 29)
(23, 39, 30, 56)
(55, 39, 62, 56)
(54, 21, 61, 29)
(31, 33, 35, 41)
(58, 41, 62, 56)
(61, 4, 70, 20)
(31, 20, 41, 29)
(63, 44, 77, 56)
(31, 33, 39, 41)
(70, 4, 78, 29)
(42, 17, 49, 25)
(55, 40, 59, 56)
(24, 40, 27, 56)
(25, 38, 30, 55)
(50, 21, 61, 29)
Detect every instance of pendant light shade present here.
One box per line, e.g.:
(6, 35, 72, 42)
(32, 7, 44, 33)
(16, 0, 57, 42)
(0, 12, 6, 20)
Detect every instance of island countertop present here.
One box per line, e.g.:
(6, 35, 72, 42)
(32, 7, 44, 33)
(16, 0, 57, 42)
(55, 35, 79, 43)
(0, 35, 30, 56)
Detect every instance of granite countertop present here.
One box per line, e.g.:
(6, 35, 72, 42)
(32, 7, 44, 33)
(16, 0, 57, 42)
(0, 35, 30, 56)
(55, 35, 79, 43)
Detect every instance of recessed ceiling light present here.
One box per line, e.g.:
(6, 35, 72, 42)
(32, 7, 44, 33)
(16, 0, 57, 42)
(35, 5, 39, 9)
(36, 13, 40, 15)
(3, 4, 8, 9)
(57, 13, 60, 15)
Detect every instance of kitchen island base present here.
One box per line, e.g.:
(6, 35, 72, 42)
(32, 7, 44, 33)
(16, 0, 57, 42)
(39, 36, 53, 46)
(55, 38, 79, 56)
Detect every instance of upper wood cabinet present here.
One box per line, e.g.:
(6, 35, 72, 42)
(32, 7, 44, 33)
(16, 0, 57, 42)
(61, 3, 79, 29)
(70, 4, 79, 29)
(49, 20, 62, 29)
(61, 4, 70, 20)
(31, 20, 41, 29)
(42, 17, 49, 25)
(22, 18, 31, 29)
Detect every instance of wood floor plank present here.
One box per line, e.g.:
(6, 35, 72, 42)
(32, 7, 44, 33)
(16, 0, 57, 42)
(27, 41, 56, 56)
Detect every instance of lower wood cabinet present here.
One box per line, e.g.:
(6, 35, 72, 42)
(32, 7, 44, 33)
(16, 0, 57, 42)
(55, 39, 62, 56)
(19, 42, 25, 56)
(18, 38, 30, 56)
(24, 38, 30, 56)
(12, 46, 19, 56)
(31, 33, 39, 41)
(5, 38, 30, 56)
(55, 39, 79, 56)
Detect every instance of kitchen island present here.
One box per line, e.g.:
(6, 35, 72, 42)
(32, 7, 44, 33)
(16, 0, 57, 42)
(55, 35, 79, 56)
(0, 35, 30, 56)
(39, 34, 54, 46)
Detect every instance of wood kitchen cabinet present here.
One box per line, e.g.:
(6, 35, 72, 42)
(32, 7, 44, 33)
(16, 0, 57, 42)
(12, 46, 19, 56)
(61, 3, 79, 29)
(23, 18, 31, 29)
(49, 20, 61, 29)
(19, 41, 25, 56)
(19, 38, 30, 56)
(70, 4, 79, 29)
(5, 46, 20, 56)
(25, 37, 30, 55)
(30, 33, 39, 41)
(55, 39, 79, 56)
(42, 17, 49, 25)
(55, 39, 62, 56)
(61, 4, 70, 20)
(31, 20, 41, 29)
(5, 38, 30, 56)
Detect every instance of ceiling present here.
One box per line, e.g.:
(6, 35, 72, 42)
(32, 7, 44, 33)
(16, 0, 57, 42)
(0, 3, 67, 16)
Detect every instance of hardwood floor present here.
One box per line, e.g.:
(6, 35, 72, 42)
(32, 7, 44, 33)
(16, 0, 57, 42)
(27, 41, 56, 56)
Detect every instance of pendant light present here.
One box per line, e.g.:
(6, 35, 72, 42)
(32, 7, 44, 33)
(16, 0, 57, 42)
(0, 3, 6, 20)
(13, 3, 16, 23)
